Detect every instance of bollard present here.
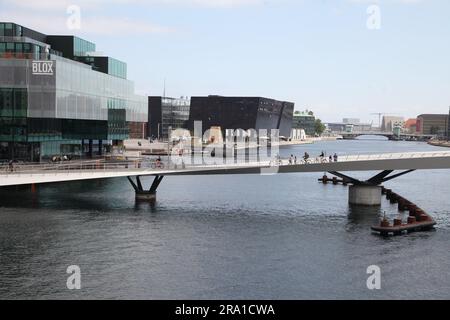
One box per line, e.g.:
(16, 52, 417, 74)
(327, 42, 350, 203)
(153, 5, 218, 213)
(386, 189, 392, 200)
(390, 193, 398, 204)
(393, 218, 402, 226)
(398, 199, 407, 211)
(332, 177, 338, 185)
(407, 216, 417, 224)
(322, 175, 328, 184)
(408, 204, 417, 216)
(415, 209, 426, 221)
(380, 219, 391, 228)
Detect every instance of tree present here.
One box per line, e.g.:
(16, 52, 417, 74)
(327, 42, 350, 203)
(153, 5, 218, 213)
(315, 119, 326, 136)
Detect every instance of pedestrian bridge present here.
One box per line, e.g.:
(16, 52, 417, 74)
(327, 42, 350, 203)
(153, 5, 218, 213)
(341, 131, 395, 139)
(1, 151, 450, 187)
(340, 131, 435, 140)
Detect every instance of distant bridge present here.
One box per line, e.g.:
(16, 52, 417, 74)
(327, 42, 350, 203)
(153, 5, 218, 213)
(340, 131, 435, 141)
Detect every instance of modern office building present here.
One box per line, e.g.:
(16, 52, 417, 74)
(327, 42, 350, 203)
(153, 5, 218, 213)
(416, 114, 449, 136)
(381, 116, 404, 132)
(292, 111, 316, 136)
(148, 96, 191, 140)
(0, 22, 147, 161)
(326, 122, 372, 133)
(188, 96, 294, 138)
(343, 118, 360, 124)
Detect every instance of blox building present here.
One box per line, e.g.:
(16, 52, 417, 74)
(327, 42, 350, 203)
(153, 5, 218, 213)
(0, 22, 147, 161)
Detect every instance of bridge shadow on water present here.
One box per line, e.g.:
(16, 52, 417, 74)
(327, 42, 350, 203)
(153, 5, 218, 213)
(0, 179, 137, 212)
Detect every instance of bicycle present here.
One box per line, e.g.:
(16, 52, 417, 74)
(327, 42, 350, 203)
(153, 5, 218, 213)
(151, 160, 165, 170)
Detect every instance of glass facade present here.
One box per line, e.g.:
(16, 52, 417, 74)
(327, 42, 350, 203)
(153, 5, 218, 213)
(0, 88, 27, 142)
(161, 97, 190, 138)
(0, 41, 55, 60)
(148, 96, 191, 139)
(0, 22, 148, 161)
(73, 37, 95, 57)
(0, 23, 15, 37)
(108, 57, 127, 79)
(54, 55, 146, 122)
(292, 112, 316, 136)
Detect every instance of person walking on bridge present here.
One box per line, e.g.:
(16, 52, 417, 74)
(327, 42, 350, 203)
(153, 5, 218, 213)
(289, 154, 294, 165)
(333, 153, 338, 162)
(303, 152, 310, 164)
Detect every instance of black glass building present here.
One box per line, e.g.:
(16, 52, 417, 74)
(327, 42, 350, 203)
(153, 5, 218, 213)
(0, 22, 147, 161)
(188, 96, 294, 138)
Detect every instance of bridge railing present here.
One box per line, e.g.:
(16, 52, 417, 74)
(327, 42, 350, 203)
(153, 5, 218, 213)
(1, 151, 450, 176)
(0, 159, 275, 175)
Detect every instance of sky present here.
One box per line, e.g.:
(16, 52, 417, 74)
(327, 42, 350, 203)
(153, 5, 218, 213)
(1, 0, 450, 123)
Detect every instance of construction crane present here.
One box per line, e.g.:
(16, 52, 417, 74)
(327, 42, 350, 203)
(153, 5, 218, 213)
(371, 113, 398, 129)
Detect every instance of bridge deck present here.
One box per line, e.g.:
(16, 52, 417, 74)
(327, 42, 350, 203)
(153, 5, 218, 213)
(1, 151, 450, 187)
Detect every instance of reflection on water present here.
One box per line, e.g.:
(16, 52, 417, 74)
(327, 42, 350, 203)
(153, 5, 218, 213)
(1, 139, 450, 299)
(347, 205, 382, 225)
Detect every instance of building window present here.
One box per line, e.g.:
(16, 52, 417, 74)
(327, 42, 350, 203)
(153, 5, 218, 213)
(16, 25, 23, 37)
(4, 23, 13, 36)
(6, 42, 14, 52)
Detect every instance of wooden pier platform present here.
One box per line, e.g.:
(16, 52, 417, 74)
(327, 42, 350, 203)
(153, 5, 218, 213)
(371, 187, 436, 236)
(371, 219, 436, 236)
(319, 175, 437, 236)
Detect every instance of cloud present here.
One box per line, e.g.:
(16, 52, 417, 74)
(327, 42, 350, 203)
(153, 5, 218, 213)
(347, 0, 425, 3)
(0, 0, 263, 36)
(1, 0, 263, 10)
(0, 10, 174, 35)
(0, 0, 176, 36)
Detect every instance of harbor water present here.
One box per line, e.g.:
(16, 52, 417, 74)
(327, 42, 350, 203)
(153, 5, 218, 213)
(0, 138, 449, 299)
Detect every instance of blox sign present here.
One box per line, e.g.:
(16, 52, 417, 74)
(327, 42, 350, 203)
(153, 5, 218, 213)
(32, 61, 54, 76)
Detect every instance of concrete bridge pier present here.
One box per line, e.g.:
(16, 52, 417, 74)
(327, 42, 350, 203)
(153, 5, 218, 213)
(348, 185, 382, 206)
(329, 169, 415, 206)
(135, 190, 157, 202)
(127, 175, 164, 203)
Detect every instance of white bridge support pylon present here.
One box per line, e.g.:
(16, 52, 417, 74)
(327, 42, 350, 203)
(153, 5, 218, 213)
(328, 170, 415, 206)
